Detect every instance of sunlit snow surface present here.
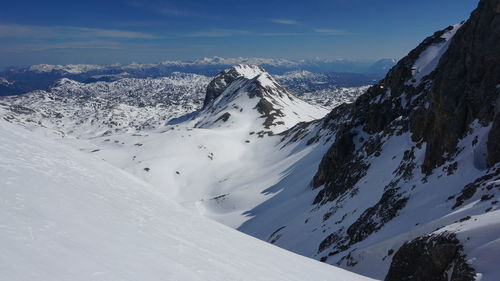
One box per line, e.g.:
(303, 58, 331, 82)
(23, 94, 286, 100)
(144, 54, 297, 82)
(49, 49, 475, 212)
(410, 23, 463, 85)
(0, 120, 376, 281)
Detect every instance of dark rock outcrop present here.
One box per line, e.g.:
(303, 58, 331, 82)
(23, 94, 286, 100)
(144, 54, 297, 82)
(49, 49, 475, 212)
(312, 127, 360, 203)
(385, 234, 475, 281)
(312, 0, 500, 204)
(309, 1, 500, 277)
(345, 188, 408, 245)
(452, 167, 500, 209)
(318, 188, 408, 259)
(214, 112, 231, 123)
(487, 97, 500, 166)
(416, 0, 500, 173)
(310, 25, 461, 203)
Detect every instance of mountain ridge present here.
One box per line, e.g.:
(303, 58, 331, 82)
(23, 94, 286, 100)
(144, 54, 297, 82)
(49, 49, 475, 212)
(0, 58, 391, 96)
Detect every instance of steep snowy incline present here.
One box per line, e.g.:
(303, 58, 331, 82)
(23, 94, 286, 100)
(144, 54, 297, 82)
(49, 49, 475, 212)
(0, 119, 375, 281)
(409, 23, 463, 85)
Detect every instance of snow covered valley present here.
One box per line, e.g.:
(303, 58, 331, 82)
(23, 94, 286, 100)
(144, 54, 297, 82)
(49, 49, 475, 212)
(0, 119, 375, 281)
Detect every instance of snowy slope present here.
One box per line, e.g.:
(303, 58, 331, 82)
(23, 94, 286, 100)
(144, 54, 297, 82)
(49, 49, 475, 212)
(0, 119, 375, 281)
(1, 54, 498, 281)
(66, 66, 331, 219)
(409, 23, 463, 85)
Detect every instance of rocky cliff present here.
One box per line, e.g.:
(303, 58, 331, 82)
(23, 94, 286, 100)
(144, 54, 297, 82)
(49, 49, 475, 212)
(305, 0, 500, 280)
(313, 0, 499, 204)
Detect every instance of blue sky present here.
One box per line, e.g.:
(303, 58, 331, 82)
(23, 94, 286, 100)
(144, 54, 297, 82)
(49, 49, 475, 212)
(0, 0, 478, 68)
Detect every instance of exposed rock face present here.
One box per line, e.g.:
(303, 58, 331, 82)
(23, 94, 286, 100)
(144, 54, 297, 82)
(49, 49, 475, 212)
(308, 0, 500, 278)
(202, 64, 265, 109)
(310, 25, 462, 202)
(487, 110, 500, 166)
(385, 234, 475, 281)
(317, 187, 410, 259)
(416, 0, 500, 173)
(452, 167, 500, 209)
(312, 128, 359, 203)
(313, 0, 500, 202)
(345, 188, 408, 245)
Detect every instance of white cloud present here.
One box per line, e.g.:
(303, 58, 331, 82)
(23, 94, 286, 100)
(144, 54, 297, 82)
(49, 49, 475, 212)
(76, 28, 157, 39)
(184, 31, 229, 38)
(0, 40, 124, 52)
(0, 24, 157, 39)
(270, 19, 300, 25)
(183, 29, 252, 38)
(314, 29, 349, 35)
(260, 32, 303, 37)
(35, 41, 124, 50)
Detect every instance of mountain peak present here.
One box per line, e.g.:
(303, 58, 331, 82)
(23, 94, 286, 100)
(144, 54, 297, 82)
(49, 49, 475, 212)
(196, 65, 327, 134)
(232, 64, 266, 78)
(254, 72, 278, 87)
(202, 64, 266, 109)
(51, 78, 82, 89)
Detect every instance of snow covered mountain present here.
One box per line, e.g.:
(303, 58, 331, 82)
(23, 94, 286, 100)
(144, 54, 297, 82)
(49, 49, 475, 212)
(0, 76, 28, 96)
(0, 66, 366, 139)
(195, 64, 328, 133)
(0, 57, 388, 96)
(1, 0, 498, 280)
(8, 57, 393, 77)
(0, 73, 210, 138)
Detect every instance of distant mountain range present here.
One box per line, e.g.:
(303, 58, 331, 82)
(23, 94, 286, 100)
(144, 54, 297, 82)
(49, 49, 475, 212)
(0, 68, 368, 139)
(0, 57, 395, 96)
